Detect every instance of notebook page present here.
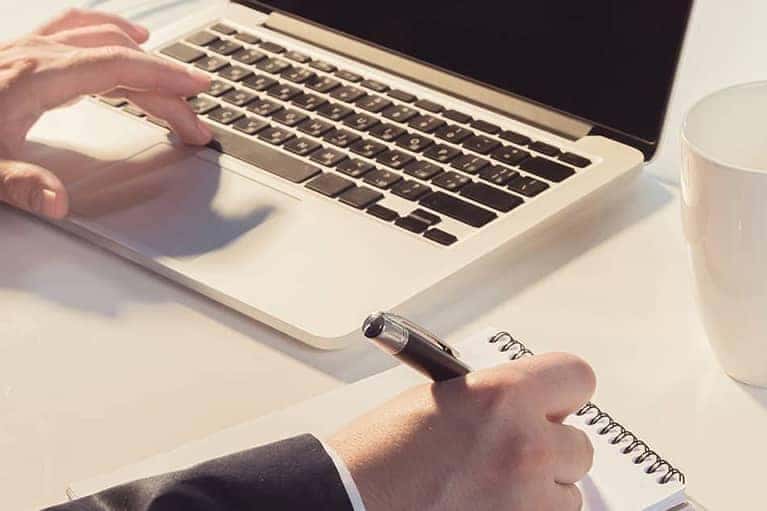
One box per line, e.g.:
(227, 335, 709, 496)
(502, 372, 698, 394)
(458, 328, 687, 511)
(69, 328, 687, 511)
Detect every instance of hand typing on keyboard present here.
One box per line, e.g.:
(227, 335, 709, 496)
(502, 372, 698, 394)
(0, 8, 212, 220)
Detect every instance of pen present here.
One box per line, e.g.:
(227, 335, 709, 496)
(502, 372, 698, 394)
(362, 312, 471, 381)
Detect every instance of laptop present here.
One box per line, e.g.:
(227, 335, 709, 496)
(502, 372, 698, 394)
(26, 1, 693, 349)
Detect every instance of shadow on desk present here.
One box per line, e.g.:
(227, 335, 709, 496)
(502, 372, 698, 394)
(0, 156, 671, 382)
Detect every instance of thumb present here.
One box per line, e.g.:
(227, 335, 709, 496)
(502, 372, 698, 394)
(0, 160, 69, 219)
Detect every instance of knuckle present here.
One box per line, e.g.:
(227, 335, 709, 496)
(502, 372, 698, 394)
(63, 7, 85, 21)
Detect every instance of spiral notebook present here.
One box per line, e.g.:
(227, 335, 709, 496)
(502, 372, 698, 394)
(68, 328, 691, 511)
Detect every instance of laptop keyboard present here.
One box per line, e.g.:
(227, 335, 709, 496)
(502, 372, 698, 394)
(98, 22, 593, 247)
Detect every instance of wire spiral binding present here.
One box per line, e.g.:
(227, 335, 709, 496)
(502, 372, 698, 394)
(488, 331, 685, 486)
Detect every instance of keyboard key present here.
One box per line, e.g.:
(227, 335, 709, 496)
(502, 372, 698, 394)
(147, 116, 169, 129)
(306, 173, 355, 197)
(247, 98, 283, 117)
(435, 124, 474, 144)
(306, 75, 341, 93)
(260, 41, 286, 54)
(218, 65, 252, 82)
(256, 58, 291, 74)
(364, 168, 402, 189)
(331, 85, 366, 103)
(451, 154, 490, 174)
(208, 106, 244, 125)
(310, 147, 347, 167)
(207, 125, 320, 183)
(519, 157, 575, 182)
(432, 171, 471, 192)
(123, 105, 145, 117)
(222, 89, 257, 107)
(210, 23, 237, 35)
(310, 60, 337, 73)
(268, 83, 302, 101)
(491, 146, 530, 166)
(282, 67, 315, 84)
(376, 149, 414, 170)
(273, 108, 308, 127)
(460, 182, 523, 212)
(424, 144, 462, 163)
(233, 116, 269, 135)
(499, 130, 532, 146)
(186, 31, 219, 47)
(404, 160, 442, 180)
(195, 55, 229, 72)
(370, 123, 406, 142)
(234, 32, 260, 45)
(410, 209, 441, 226)
(292, 93, 327, 111)
(361, 79, 389, 92)
(463, 135, 500, 154)
(344, 112, 379, 132)
(414, 99, 444, 113)
(350, 139, 387, 158)
(187, 96, 218, 114)
(367, 204, 399, 222)
(424, 228, 458, 246)
(337, 158, 375, 178)
(207, 80, 233, 97)
(392, 180, 432, 201)
(257, 126, 294, 145)
(470, 119, 501, 134)
(529, 141, 562, 157)
(395, 216, 430, 234)
(284, 137, 321, 156)
(395, 133, 434, 153)
(443, 110, 472, 124)
(335, 69, 363, 82)
(382, 104, 418, 123)
(339, 186, 383, 209)
(299, 118, 334, 137)
(420, 191, 497, 228)
(317, 102, 353, 121)
(99, 97, 127, 107)
(324, 128, 360, 148)
(508, 175, 550, 197)
(161, 43, 205, 63)
(409, 115, 445, 134)
(356, 95, 392, 113)
(388, 89, 417, 102)
(559, 152, 592, 168)
(479, 165, 519, 186)
(285, 50, 311, 63)
(243, 74, 277, 91)
(232, 48, 266, 65)
(208, 39, 242, 56)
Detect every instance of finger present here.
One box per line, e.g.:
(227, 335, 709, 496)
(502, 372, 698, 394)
(37, 8, 149, 43)
(112, 91, 212, 145)
(550, 423, 594, 484)
(0, 160, 69, 219)
(49, 24, 142, 51)
(517, 353, 597, 421)
(552, 483, 584, 511)
(36, 47, 210, 111)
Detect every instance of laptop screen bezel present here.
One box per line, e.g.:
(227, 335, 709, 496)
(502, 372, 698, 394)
(233, 0, 694, 160)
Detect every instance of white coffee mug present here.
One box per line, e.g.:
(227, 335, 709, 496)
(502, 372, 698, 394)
(682, 81, 767, 387)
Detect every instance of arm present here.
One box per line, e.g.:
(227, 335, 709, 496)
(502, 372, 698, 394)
(44, 435, 356, 511)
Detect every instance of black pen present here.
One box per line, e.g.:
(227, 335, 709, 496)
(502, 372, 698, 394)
(362, 312, 471, 381)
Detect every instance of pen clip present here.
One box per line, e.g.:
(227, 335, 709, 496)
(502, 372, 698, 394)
(388, 314, 462, 358)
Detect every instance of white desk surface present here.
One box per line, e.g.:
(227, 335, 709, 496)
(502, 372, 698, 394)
(2, 1, 765, 509)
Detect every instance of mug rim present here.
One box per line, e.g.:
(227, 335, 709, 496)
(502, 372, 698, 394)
(682, 80, 767, 175)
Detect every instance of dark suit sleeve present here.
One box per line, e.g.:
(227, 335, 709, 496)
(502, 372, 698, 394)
(44, 434, 355, 511)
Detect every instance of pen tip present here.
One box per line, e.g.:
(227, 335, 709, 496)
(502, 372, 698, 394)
(362, 313, 385, 338)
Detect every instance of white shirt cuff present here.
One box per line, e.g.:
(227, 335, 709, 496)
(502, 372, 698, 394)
(320, 439, 367, 511)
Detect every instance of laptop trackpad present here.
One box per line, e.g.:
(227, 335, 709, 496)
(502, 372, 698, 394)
(68, 143, 301, 262)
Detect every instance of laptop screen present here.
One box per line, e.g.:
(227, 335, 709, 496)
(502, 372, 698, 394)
(249, 1, 693, 151)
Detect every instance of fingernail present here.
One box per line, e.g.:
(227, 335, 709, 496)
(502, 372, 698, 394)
(187, 69, 211, 88)
(40, 189, 59, 218)
(133, 23, 150, 39)
(197, 119, 213, 142)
